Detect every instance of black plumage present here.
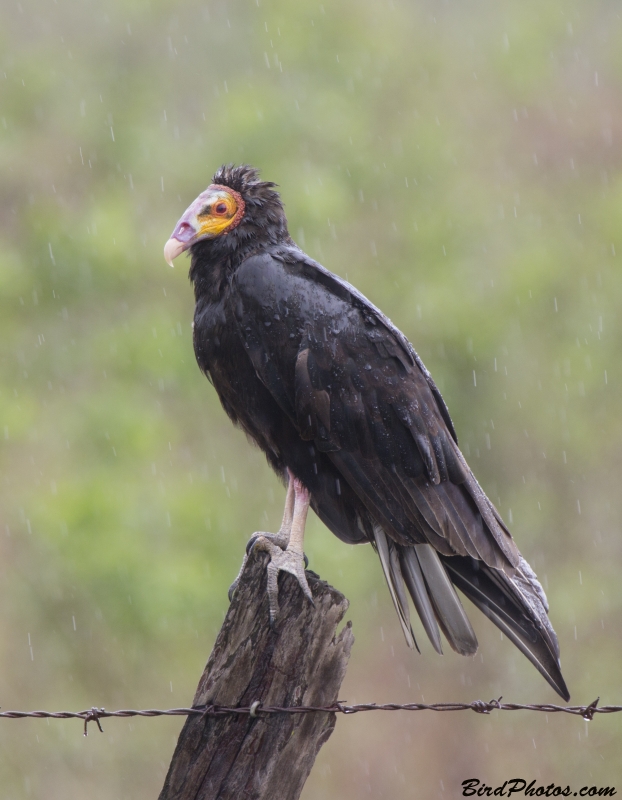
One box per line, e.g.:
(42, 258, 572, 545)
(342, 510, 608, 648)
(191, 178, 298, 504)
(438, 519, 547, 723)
(165, 164, 569, 701)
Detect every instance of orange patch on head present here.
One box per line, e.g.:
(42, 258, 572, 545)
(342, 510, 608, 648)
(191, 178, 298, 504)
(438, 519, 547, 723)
(197, 185, 245, 238)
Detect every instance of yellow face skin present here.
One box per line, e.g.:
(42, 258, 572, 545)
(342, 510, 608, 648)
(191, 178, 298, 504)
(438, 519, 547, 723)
(163, 185, 244, 266)
(196, 190, 239, 238)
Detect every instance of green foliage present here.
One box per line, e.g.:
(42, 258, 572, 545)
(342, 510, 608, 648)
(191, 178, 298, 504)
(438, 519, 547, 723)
(1, 0, 621, 796)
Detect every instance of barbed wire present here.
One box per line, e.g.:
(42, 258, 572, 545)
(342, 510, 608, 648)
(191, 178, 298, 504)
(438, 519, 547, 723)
(1, 697, 619, 736)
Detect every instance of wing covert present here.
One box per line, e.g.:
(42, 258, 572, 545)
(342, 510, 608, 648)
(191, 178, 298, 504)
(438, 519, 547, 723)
(230, 249, 518, 571)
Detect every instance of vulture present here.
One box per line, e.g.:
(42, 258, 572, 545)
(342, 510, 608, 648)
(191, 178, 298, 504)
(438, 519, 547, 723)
(163, 164, 569, 701)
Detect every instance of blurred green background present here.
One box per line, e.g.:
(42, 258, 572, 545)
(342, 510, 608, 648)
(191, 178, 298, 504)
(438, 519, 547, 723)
(1, 0, 621, 797)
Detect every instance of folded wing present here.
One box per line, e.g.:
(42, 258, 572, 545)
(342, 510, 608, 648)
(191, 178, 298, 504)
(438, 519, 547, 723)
(229, 248, 569, 701)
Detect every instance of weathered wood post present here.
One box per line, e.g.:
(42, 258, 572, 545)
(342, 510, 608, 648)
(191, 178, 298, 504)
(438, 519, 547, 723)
(158, 553, 353, 800)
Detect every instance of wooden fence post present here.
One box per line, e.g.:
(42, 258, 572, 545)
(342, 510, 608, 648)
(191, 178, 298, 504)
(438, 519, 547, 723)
(158, 553, 354, 800)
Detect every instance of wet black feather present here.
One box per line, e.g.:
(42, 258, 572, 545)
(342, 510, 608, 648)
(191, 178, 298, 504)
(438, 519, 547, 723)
(187, 165, 569, 700)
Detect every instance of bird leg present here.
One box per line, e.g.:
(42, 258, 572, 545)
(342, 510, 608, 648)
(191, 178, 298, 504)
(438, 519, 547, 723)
(253, 476, 314, 624)
(228, 470, 299, 602)
(228, 470, 313, 623)
(247, 473, 296, 554)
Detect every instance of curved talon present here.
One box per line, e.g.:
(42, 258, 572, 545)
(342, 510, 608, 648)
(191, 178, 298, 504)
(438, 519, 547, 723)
(264, 545, 314, 624)
(247, 531, 289, 556)
(246, 534, 261, 556)
(303, 553, 309, 569)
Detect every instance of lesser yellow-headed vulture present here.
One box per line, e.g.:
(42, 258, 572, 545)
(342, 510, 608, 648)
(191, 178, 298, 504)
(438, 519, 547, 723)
(164, 165, 569, 701)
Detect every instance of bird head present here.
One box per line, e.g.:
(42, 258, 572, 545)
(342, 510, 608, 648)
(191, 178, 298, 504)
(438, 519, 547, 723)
(163, 184, 245, 266)
(164, 165, 288, 267)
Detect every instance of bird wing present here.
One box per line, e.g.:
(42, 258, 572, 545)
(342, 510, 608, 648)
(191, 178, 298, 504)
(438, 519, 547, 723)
(228, 248, 568, 699)
(230, 248, 516, 569)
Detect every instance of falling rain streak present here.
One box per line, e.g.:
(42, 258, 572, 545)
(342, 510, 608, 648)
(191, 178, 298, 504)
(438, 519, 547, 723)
(1, 1, 620, 797)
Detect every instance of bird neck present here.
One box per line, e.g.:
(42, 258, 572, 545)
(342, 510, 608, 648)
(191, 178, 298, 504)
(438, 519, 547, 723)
(189, 233, 294, 303)
(189, 251, 232, 303)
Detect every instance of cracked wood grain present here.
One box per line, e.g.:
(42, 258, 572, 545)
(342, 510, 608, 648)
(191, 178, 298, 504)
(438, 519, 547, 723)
(158, 552, 354, 800)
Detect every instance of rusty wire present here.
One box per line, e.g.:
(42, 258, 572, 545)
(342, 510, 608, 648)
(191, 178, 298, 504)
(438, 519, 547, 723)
(1, 697, 620, 736)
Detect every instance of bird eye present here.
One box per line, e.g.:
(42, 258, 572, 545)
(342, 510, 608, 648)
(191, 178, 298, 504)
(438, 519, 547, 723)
(214, 202, 228, 215)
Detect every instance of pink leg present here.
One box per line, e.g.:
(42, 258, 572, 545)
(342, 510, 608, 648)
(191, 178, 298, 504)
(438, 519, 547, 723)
(228, 471, 310, 619)
(242, 472, 313, 624)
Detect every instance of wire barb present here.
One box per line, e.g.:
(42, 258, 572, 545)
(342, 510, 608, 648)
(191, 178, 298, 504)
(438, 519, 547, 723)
(582, 697, 600, 721)
(1, 698, 621, 736)
(83, 707, 105, 736)
(471, 697, 503, 714)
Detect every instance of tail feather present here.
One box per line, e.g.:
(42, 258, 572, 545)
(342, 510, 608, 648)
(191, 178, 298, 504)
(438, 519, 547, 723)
(327, 475, 569, 698)
(414, 544, 478, 656)
(443, 556, 570, 701)
(373, 525, 418, 651)
(384, 540, 569, 701)
(399, 547, 443, 654)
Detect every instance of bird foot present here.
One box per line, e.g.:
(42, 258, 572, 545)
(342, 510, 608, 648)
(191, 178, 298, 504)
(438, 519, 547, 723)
(228, 531, 303, 602)
(228, 476, 313, 623)
(246, 530, 289, 554)
(250, 536, 314, 625)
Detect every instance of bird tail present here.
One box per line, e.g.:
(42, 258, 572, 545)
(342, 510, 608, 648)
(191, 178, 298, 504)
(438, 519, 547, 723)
(373, 526, 418, 650)
(443, 554, 570, 701)
(373, 526, 478, 656)
(372, 526, 569, 701)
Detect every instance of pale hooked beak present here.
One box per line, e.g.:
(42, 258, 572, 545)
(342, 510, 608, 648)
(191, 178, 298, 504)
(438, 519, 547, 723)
(163, 219, 198, 267)
(163, 238, 185, 267)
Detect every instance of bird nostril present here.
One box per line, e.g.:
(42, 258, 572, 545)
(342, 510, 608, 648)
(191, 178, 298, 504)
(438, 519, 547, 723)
(173, 221, 196, 243)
